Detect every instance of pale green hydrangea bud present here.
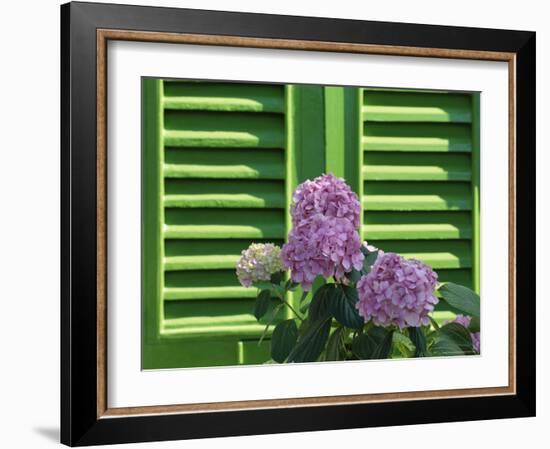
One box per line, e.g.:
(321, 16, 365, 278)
(236, 243, 283, 288)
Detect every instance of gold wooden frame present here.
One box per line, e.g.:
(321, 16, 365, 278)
(96, 29, 517, 419)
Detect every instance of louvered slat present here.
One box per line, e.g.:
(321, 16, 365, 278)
(362, 90, 472, 123)
(163, 81, 285, 113)
(159, 80, 288, 345)
(362, 89, 477, 290)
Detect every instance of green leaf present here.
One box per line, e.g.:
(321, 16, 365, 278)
(253, 290, 271, 320)
(352, 326, 393, 360)
(408, 327, 430, 357)
(270, 272, 283, 284)
(253, 281, 273, 291)
(325, 327, 347, 361)
(272, 284, 285, 298)
(309, 284, 336, 322)
(285, 280, 300, 291)
(362, 250, 379, 274)
(430, 332, 463, 357)
(392, 332, 416, 358)
(345, 268, 362, 284)
(287, 317, 332, 363)
(430, 323, 474, 356)
(442, 323, 475, 353)
(271, 319, 299, 363)
(258, 303, 284, 345)
(428, 316, 440, 331)
(469, 316, 480, 333)
(298, 318, 311, 337)
(438, 282, 480, 318)
(331, 285, 364, 330)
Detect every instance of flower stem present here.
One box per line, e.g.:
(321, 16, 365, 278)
(282, 299, 305, 322)
(274, 285, 305, 322)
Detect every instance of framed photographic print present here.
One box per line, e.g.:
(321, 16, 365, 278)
(60, 1, 536, 446)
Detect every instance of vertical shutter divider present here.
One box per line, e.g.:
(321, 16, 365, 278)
(471, 94, 481, 294)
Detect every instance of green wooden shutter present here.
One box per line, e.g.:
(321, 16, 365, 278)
(143, 82, 480, 368)
(360, 89, 480, 300)
(143, 79, 297, 369)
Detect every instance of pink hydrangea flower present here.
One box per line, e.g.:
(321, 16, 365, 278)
(471, 332, 480, 353)
(448, 314, 481, 353)
(236, 243, 283, 288)
(290, 173, 361, 228)
(281, 215, 364, 291)
(356, 252, 439, 329)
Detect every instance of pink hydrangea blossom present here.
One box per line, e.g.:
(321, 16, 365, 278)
(356, 252, 439, 329)
(290, 173, 361, 228)
(451, 314, 471, 328)
(281, 215, 364, 290)
(471, 332, 480, 353)
(448, 314, 481, 353)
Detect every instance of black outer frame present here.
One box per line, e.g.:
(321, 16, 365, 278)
(60, 1, 536, 446)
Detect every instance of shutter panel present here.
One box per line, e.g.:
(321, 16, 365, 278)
(143, 83, 481, 369)
(360, 89, 480, 308)
(143, 79, 292, 368)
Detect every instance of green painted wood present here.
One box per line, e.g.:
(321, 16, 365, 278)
(160, 324, 269, 338)
(238, 340, 272, 364)
(143, 83, 481, 368)
(362, 90, 472, 123)
(163, 129, 284, 148)
(163, 163, 285, 179)
(144, 80, 288, 366)
(143, 337, 272, 368)
(362, 165, 471, 181)
(363, 123, 471, 152)
(324, 87, 346, 177)
(164, 255, 239, 271)
(142, 79, 164, 350)
(363, 152, 471, 181)
(363, 223, 472, 240)
(163, 193, 285, 208)
(471, 94, 481, 294)
(362, 89, 478, 289)
(143, 340, 241, 369)
(288, 85, 325, 181)
(324, 86, 361, 190)
(163, 81, 285, 113)
(363, 211, 472, 239)
(367, 240, 472, 270)
(163, 223, 285, 239)
(164, 179, 285, 207)
(163, 111, 285, 148)
(363, 195, 471, 211)
(163, 238, 285, 258)
(164, 286, 257, 300)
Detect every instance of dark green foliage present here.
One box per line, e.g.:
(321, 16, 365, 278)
(430, 323, 474, 356)
(409, 327, 430, 357)
(331, 286, 364, 330)
(325, 327, 347, 361)
(352, 326, 394, 360)
(287, 318, 332, 363)
(271, 320, 299, 363)
(438, 282, 480, 318)
(253, 290, 271, 320)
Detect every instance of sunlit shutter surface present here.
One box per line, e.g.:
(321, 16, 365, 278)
(143, 80, 289, 368)
(361, 89, 480, 295)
